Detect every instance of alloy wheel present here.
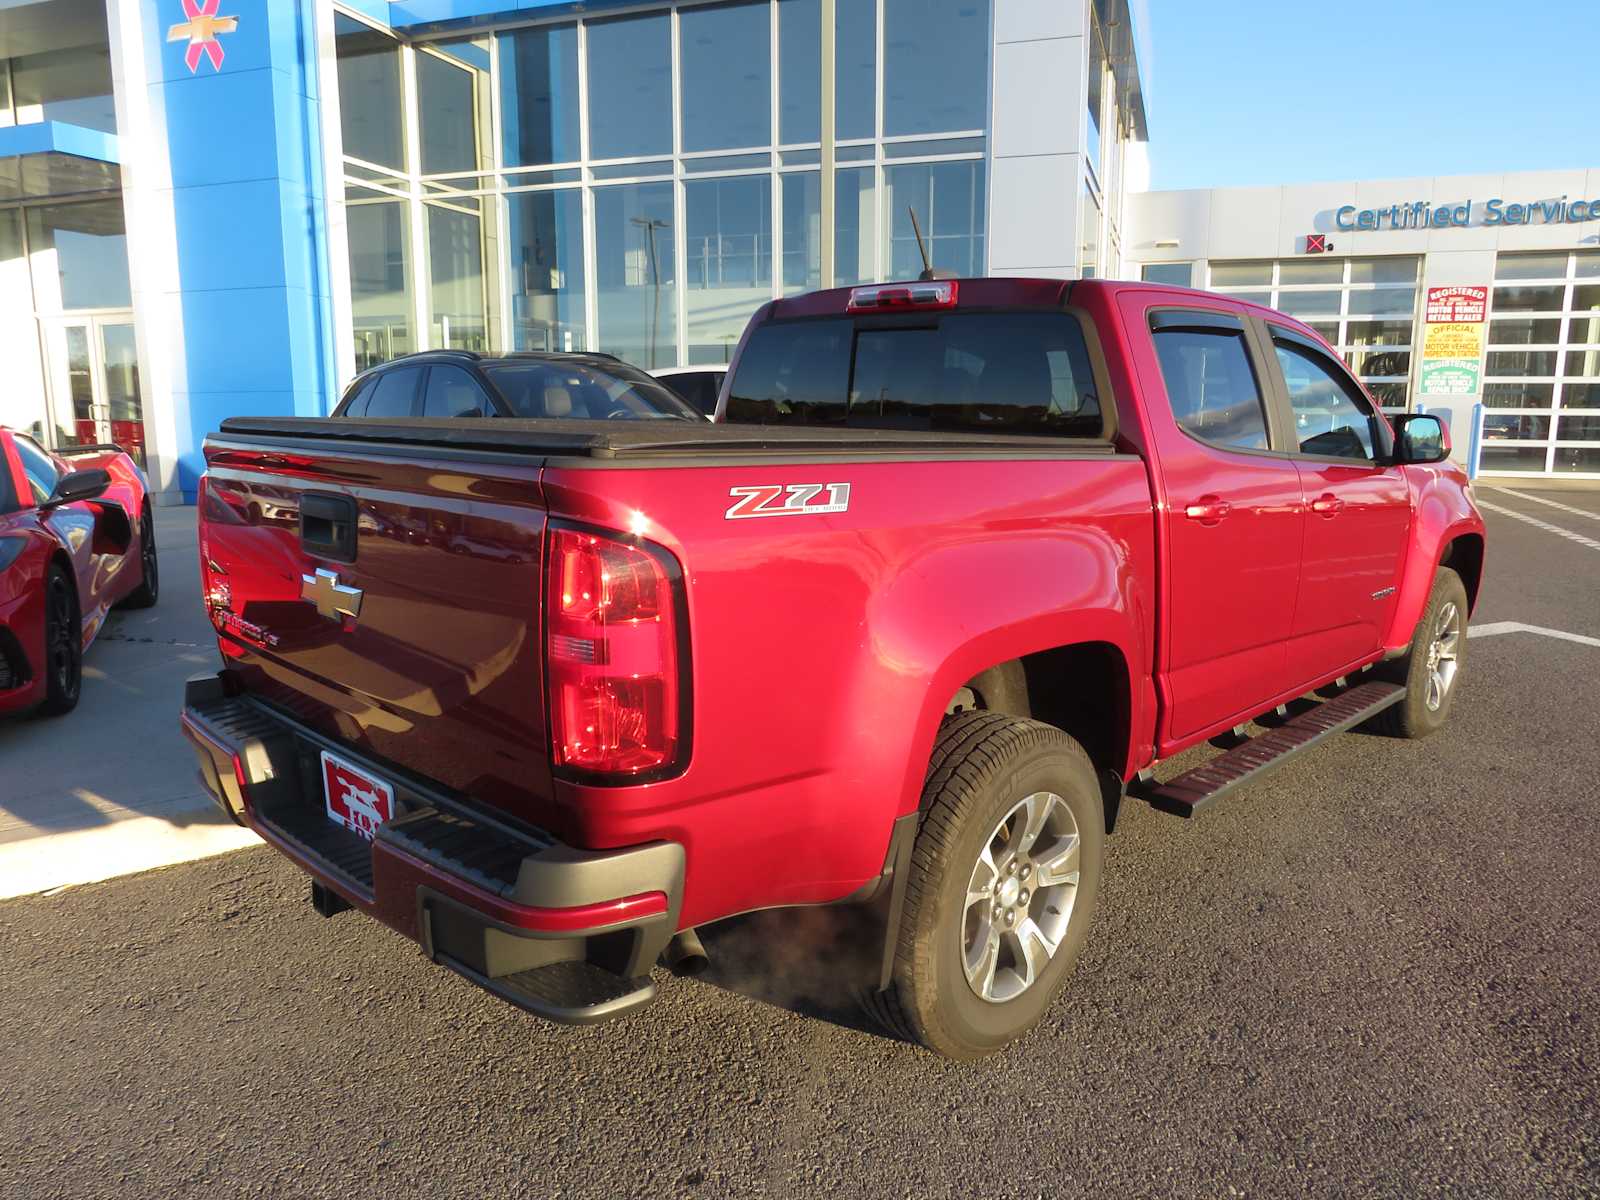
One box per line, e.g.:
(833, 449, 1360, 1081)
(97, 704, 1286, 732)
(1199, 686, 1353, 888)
(1424, 600, 1461, 712)
(962, 791, 1081, 1003)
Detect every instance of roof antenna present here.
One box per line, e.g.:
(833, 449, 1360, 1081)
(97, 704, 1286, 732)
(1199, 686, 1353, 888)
(907, 205, 957, 280)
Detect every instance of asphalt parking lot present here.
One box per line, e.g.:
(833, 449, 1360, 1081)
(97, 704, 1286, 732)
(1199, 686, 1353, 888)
(3, 485, 1598, 1198)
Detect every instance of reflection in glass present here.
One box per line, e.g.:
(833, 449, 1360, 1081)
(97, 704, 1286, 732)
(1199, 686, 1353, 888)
(1573, 285, 1600, 313)
(1141, 263, 1194, 287)
(58, 326, 93, 447)
(0, 211, 48, 441)
(100, 323, 145, 466)
(418, 41, 490, 176)
(499, 24, 580, 167)
(1480, 446, 1550, 472)
(1080, 183, 1100, 278)
(1557, 414, 1600, 441)
(595, 183, 676, 368)
(10, 45, 116, 133)
(1344, 320, 1412, 348)
(1306, 322, 1339, 344)
(507, 190, 586, 352)
(1577, 252, 1600, 279)
(1364, 382, 1408, 409)
(1563, 384, 1600, 409)
(1482, 382, 1553, 408)
(1482, 414, 1548, 441)
(782, 172, 819, 294)
(1210, 262, 1272, 286)
(1347, 257, 1418, 284)
(335, 16, 406, 172)
(1554, 448, 1600, 473)
(885, 161, 985, 279)
(1569, 313, 1600, 346)
(1488, 318, 1561, 346)
(681, 2, 771, 152)
(1278, 259, 1343, 284)
(780, 168, 873, 293)
(346, 189, 413, 370)
(1486, 351, 1556, 377)
(1492, 285, 1564, 313)
(837, 0, 877, 140)
(1274, 289, 1341, 316)
(1564, 347, 1600, 378)
(883, 0, 990, 136)
(427, 200, 497, 352)
(1085, 16, 1104, 177)
(1494, 252, 1568, 281)
(1351, 350, 1409, 378)
(686, 175, 772, 363)
(26, 201, 130, 310)
(779, 0, 820, 145)
(587, 14, 672, 160)
(1346, 288, 1415, 316)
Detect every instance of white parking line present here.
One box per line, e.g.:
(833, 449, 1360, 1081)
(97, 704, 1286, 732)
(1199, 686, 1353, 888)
(1476, 499, 1600, 552)
(1488, 486, 1600, 523)
(1468, 621, 1600, 649)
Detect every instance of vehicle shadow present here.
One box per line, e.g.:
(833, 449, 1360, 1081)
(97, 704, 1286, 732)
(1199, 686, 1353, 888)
(691, 902, 903, 1041)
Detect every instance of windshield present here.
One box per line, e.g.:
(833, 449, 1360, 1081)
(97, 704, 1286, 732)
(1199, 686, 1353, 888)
(484, 361, 700, 421)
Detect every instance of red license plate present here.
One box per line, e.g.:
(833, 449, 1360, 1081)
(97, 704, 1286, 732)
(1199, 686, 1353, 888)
(321, 750, 396, 840)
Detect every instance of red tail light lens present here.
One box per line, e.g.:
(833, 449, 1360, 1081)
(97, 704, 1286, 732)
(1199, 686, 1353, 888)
(546, 525, 685, 778)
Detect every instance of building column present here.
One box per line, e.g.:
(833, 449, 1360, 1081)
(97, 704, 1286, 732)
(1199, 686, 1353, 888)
(985, 0, 1088, 279)
(109, 0, 340, 502)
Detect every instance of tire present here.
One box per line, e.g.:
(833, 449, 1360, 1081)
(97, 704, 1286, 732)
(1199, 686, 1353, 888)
(37, 564, 82, 717)
(1372, 566, 1467, 739)
(861, 711, 1105, 1060)
(120, 505, 159, 609)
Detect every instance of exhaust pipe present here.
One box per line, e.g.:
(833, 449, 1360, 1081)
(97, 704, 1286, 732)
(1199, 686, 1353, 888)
(663, 928, 709, 976)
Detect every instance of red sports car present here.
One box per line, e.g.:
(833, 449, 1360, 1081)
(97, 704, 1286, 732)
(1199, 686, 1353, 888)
(0, 428, 158, 716)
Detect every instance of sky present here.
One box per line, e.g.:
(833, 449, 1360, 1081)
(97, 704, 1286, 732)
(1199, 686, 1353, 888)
(1141, 1, 1595, 191)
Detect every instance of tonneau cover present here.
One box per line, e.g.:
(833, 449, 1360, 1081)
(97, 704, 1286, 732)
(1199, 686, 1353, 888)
(214, 415, 1120, 460)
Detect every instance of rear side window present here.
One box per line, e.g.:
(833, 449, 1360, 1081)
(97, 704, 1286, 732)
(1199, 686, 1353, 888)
(339, 376, 377, 417)
(485, 362, 698, 420)
(1151, 328, 1270, 451)
(422, 364, 492, 418)
(658, 371, 722, 416)
(726, 312, 1103, 437)
(363, 365, 424, 418)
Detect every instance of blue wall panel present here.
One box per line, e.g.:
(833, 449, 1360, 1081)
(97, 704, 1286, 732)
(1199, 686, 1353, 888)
(151, 0, 336, 499)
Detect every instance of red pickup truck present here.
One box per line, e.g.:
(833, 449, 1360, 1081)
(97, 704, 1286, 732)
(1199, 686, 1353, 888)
(182, 278, 1484, 1060)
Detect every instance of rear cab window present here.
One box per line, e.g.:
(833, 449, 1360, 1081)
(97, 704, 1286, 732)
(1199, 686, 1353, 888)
(725, 310, 1104, 438)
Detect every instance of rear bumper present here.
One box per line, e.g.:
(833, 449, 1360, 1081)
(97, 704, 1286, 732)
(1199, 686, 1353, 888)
(180, 673, 684, 1024)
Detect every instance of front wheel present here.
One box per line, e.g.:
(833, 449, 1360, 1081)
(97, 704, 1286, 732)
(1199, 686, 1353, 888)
(861, 712, 1105, 1060)
(1373, 566, 1468, 739)
(120, 504, 159, 609)
(37, 565, 82, 717)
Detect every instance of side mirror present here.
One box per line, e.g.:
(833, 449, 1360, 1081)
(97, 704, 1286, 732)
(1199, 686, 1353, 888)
(1389, 413, 1450, 465)
(41, 467, 111, 509)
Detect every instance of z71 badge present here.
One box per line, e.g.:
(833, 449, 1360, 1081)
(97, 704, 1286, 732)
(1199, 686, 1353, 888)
(725, 482, 851, 520)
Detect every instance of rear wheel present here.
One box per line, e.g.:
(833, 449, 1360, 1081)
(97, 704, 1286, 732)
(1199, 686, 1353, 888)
(861, 712, 1104, 1060)
(121, 505, 159, 609)
(1373, 566, 1467, 739)
(37, 565, 82, 717)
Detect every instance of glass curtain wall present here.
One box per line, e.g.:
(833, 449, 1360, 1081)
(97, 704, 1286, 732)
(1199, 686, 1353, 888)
(1207, 257, 1421, 413)
(1481, 250, 1600, 477)
(333, 0, 990, 372)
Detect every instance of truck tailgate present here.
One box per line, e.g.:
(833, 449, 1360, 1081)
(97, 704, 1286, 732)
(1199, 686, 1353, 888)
(199, 436, 554, 826)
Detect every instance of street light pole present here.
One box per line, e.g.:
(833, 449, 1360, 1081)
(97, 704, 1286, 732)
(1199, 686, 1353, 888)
(631, 215, 670, 368)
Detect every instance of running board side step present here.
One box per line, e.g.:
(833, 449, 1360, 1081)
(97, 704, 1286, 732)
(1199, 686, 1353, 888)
(1132, 681, 1405, 818)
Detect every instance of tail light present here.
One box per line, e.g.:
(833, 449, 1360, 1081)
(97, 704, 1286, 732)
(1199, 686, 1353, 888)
(546, 524, 687, 779)
(847, 280, 958, 311)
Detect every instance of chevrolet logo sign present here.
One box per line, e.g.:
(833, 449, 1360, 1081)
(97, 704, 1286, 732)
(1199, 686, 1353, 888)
(301, 568, 363, 623)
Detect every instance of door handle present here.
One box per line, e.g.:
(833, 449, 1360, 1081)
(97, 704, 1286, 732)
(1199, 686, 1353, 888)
(1183, 495, 1232, 525)
(1311, 493, 1345, 517)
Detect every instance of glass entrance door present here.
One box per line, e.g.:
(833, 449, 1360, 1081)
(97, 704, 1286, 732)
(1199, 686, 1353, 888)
(40, 315, 146, 466)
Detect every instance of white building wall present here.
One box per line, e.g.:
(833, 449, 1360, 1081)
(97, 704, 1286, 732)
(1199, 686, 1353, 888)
(985, 0, 1087, 279)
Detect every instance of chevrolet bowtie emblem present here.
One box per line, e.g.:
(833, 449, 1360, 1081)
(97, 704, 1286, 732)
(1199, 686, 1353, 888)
(168, 0, 238, 74)
(301, 568, 363, 624)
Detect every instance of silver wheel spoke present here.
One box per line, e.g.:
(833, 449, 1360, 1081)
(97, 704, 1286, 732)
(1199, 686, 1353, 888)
(966, 921, 1000, 999)
(965, 845, 999, 913)
(1033, 834, 1081, 887)
(1009, 918, 1057, 989)
(1013, 793, 1051, 856)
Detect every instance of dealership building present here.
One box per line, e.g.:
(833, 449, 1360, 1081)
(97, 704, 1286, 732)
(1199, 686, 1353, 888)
(0, 0, 1594, 504)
